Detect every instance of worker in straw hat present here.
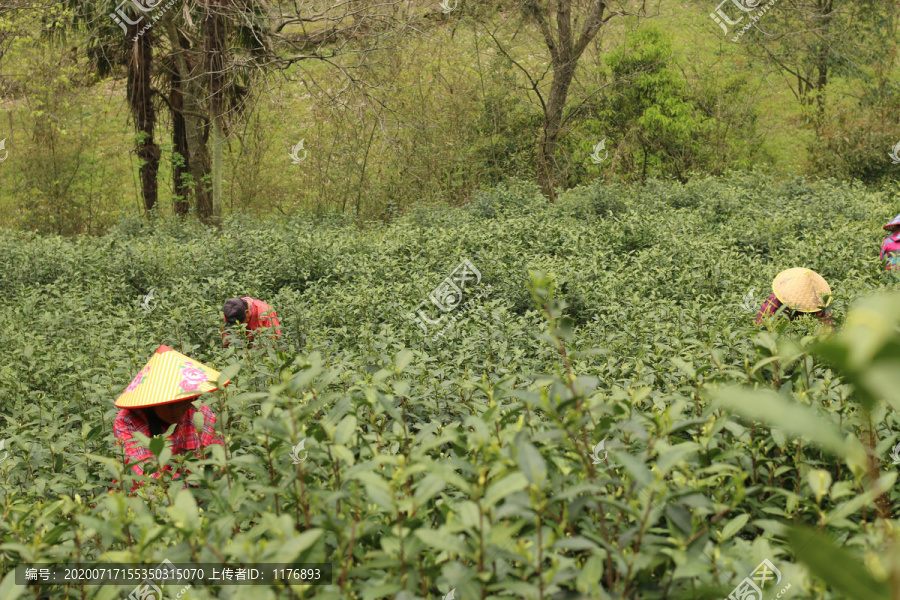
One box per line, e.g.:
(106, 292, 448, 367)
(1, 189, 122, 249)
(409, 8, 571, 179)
(755, 268, 834, 329)
(880, 213, 900, 271)
(112, 345, 230, 492)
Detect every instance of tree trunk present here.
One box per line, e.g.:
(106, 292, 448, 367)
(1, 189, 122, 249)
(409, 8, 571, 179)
(211, 118, 225, 221)
(205, 0, 227, 226)
(526, 0, 608, 202)
(537, 61, 576, 202)
(163, 16, 213, 223)
(169, 59, 191, 216)
(127, 25, 160, 214)
(813, 0, 832, 128)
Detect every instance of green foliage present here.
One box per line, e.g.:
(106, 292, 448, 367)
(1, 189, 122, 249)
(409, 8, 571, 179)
(2, 3, 871, 223)
(469, 53, 541, 187)
(1, 29, 120, 234)
(807, 103, 900, 185)
(3, 173, 900, 598)
(585, 27, 764, 183)
(463, 178, 546, 219)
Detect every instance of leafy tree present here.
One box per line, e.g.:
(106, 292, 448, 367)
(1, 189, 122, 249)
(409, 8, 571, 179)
(595, 28, 763, 183)
(488, 0, 646, 201)
(740, 0, 894, 128)
(741, 0, 900, 182)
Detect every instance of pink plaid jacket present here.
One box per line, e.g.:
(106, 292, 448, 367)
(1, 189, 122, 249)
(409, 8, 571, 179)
(880, 231, 900, 268)
(113, 405, 224, 490)
(755, 293, 834, 329)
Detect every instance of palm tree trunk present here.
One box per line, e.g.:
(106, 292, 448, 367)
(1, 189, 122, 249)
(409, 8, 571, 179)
(163, 15, 213, 223)
(127, 25, 160, 213)
(169, 59, 191, 216)
(205, 0, 227, 226)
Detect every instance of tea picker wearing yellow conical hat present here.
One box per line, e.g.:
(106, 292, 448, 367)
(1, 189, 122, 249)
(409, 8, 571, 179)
(755, 268, 834, 329)
(112, 345, 229, 492)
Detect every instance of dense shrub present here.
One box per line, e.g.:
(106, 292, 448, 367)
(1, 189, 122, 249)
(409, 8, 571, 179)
(807, 103, 900, 186)
(463, 178, 547, 219)
(555, 180, 630, 218)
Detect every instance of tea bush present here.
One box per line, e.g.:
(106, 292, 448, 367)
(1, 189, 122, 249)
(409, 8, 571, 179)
(2, 172, 900, 599)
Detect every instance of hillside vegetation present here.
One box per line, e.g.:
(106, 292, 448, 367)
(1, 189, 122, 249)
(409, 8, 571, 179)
(0, 0, 897, 232)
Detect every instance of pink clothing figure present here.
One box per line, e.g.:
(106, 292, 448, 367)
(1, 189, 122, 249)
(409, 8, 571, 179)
(881, 230, 900, 268)
(112, 405, 224, 493)
(881, 213, 900, 269)
(221, 297, 281, 346)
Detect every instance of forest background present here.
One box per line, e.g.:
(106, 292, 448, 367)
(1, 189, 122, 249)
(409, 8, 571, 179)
(0, 0, 898, 233)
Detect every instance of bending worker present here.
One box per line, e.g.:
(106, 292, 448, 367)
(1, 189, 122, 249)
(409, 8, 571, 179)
(755, 267, 834, 329)
(880, 212, 900, 269)
(113, 345, 228, 491)
(222, 296, 281, 346)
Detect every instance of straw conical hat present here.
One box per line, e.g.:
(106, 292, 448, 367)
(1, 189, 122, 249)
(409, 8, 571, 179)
(115, 345, 229, 408)
(884, 213, 900, 231)
(772, 268, 832, 313)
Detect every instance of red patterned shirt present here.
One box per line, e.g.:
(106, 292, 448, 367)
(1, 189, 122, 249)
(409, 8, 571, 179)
(755, 293, 834, 328)
(113, 405, 224, 490)
(222, 297, 281, 346)
(881, 230, 900, 268)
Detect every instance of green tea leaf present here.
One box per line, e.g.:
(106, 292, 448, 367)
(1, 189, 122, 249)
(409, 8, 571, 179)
(515, 439, 547, 486)
(713, 387, 845, 454)
(719, 514, 749, 542)
(788, 525, 889, 600)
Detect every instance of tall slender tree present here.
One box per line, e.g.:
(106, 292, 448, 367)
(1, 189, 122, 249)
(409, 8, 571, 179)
(126, 24, 160, 213)
(75, 0, 163, 213)
(489, 0, 647, 201)
(164, 47, 192, 216)
(81, 0, 409, 222)
(204, 0, 227, 225)
(739, 0, 892, 130)
(162, 13, 213, 222)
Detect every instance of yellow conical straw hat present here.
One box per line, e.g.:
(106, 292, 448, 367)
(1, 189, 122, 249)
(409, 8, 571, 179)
(772, 268, 832, 313)
(115, 345, 230, 409)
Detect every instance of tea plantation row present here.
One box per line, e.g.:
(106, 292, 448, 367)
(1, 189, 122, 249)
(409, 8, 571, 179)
(2, 172, 900, 599)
